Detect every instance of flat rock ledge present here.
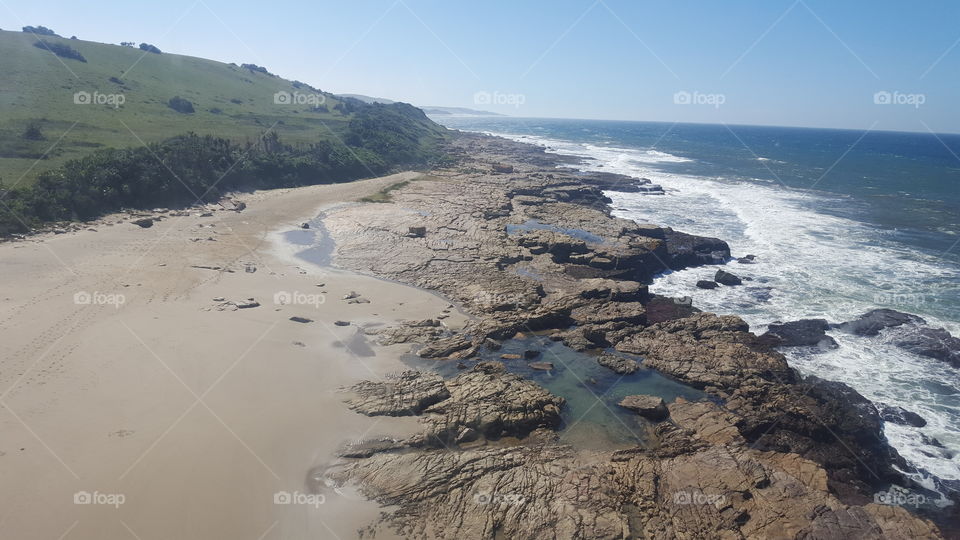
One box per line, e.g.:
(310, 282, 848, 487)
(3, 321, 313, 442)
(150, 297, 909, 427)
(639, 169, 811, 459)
(327, 398, 942, 539)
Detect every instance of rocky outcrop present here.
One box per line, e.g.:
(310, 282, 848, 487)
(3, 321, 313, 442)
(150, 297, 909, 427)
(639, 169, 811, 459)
(326, 399, 942, 539)
(835, 309, 924, 336)
(613, 313, 906, 499)
(346, 362, 564, 448)
(760, 318, 839, 349)
(345, 371, 449, 416)
(596, 352, 639, 374)
(836, 309, 960, 368)
(618, 394, 668, 420)
(878, 404, 927, 428)
(714, 268, 743, 286)
(319, 133, 946, 536)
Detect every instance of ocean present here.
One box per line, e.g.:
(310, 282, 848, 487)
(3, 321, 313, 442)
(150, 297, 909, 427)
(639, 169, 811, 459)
(433, 115, 960, 495)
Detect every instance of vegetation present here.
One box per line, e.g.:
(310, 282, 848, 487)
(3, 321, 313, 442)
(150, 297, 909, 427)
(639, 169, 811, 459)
(22, 26, 58, 37)
(33, 39, 86, 62)
(0, 28, 448, 235)
(21, 123, 44, 141)
(359, 179, 412, 203)
(241, 63, 271, 75)
(138, 43, 161, 54)
(167, 96, 195, 114)
(0, 108, 446, 235)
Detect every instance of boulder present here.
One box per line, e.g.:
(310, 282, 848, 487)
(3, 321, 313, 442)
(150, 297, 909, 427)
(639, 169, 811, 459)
(891, 326, 960, 368)
(878, 404, 927, 427)
(132, 217, 154, 228)
(528, 362, 554, 371)
(835, 309, 924, 336)
(714, 269, 742, 286)
(760, 319, 838, 349)
(617, 394, 668, 421)
(696, 280, 718, 290)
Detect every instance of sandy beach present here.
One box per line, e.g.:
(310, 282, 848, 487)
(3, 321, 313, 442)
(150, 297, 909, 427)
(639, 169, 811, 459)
(0, 172, 466, 539)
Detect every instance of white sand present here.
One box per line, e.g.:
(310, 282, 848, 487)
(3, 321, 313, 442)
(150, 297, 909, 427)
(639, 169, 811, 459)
(0, 173, 464, 539)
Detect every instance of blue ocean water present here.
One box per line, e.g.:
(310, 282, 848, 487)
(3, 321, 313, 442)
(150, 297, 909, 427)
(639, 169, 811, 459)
(434, 116, 960, 493)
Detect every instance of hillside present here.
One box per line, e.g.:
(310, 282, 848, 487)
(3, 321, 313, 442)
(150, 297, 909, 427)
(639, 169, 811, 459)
(0, 29, 446, 187)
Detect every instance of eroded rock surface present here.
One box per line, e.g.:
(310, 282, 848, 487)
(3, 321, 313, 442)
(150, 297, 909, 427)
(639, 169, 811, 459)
(327, 399, 942, 539)
(322, 133, 947, 538)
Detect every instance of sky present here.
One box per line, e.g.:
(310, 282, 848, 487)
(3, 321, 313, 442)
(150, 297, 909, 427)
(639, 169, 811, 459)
(3, 0, 959, 133)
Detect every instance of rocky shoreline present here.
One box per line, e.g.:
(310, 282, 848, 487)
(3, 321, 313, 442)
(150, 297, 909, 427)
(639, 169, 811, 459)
(320, 132, 950, 538)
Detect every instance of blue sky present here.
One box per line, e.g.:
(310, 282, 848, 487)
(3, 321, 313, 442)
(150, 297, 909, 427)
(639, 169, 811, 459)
(4, 0, 959, 133)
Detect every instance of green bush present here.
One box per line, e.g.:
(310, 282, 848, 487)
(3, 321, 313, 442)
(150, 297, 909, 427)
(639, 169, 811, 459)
(33, 40, 86, 62)
(167, 96, 195, 114)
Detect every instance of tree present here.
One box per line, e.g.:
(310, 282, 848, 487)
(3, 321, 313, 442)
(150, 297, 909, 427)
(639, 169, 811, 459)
(22, 25, 58, 36)
(167, 96, 195, 114)
(139, 43, 161, 54)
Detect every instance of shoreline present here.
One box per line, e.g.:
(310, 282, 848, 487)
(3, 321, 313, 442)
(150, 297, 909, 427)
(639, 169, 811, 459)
(0, 130, 954, 538)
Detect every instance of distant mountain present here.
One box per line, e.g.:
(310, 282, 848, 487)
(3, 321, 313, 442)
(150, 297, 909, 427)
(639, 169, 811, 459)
(420, 106, 505, 117)
(338, 94, 396, 105)
(337, 96, 505, 117)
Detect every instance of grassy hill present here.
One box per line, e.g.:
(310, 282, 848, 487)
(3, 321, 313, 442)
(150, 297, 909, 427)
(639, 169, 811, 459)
(0, 29, 444, 187)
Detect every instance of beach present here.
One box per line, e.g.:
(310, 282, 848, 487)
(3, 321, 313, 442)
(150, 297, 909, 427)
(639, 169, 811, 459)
(0, 172, 465, 539)
(0, 131, 953, 539)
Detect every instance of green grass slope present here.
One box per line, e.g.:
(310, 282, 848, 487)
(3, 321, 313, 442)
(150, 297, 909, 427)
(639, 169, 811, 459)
(0, 29, 442, 187)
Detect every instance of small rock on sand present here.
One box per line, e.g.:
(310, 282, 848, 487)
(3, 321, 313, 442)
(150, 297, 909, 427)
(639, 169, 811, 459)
(334, 320, 350, 326)
(289, 316, 313, 323)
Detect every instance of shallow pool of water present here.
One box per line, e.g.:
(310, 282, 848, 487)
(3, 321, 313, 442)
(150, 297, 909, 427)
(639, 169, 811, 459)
(405, 335, 706, 449)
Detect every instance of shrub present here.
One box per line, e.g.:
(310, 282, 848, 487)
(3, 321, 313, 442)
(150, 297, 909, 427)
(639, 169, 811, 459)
(33, 40, 87, 62)
(241, 63, 272, 76)
(139, 43, 161, 54)
(22, 26, 58, 36)
(167, 96, 195, 114)
(209, 107, 223, 115)
(22, 123, 45, 141)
